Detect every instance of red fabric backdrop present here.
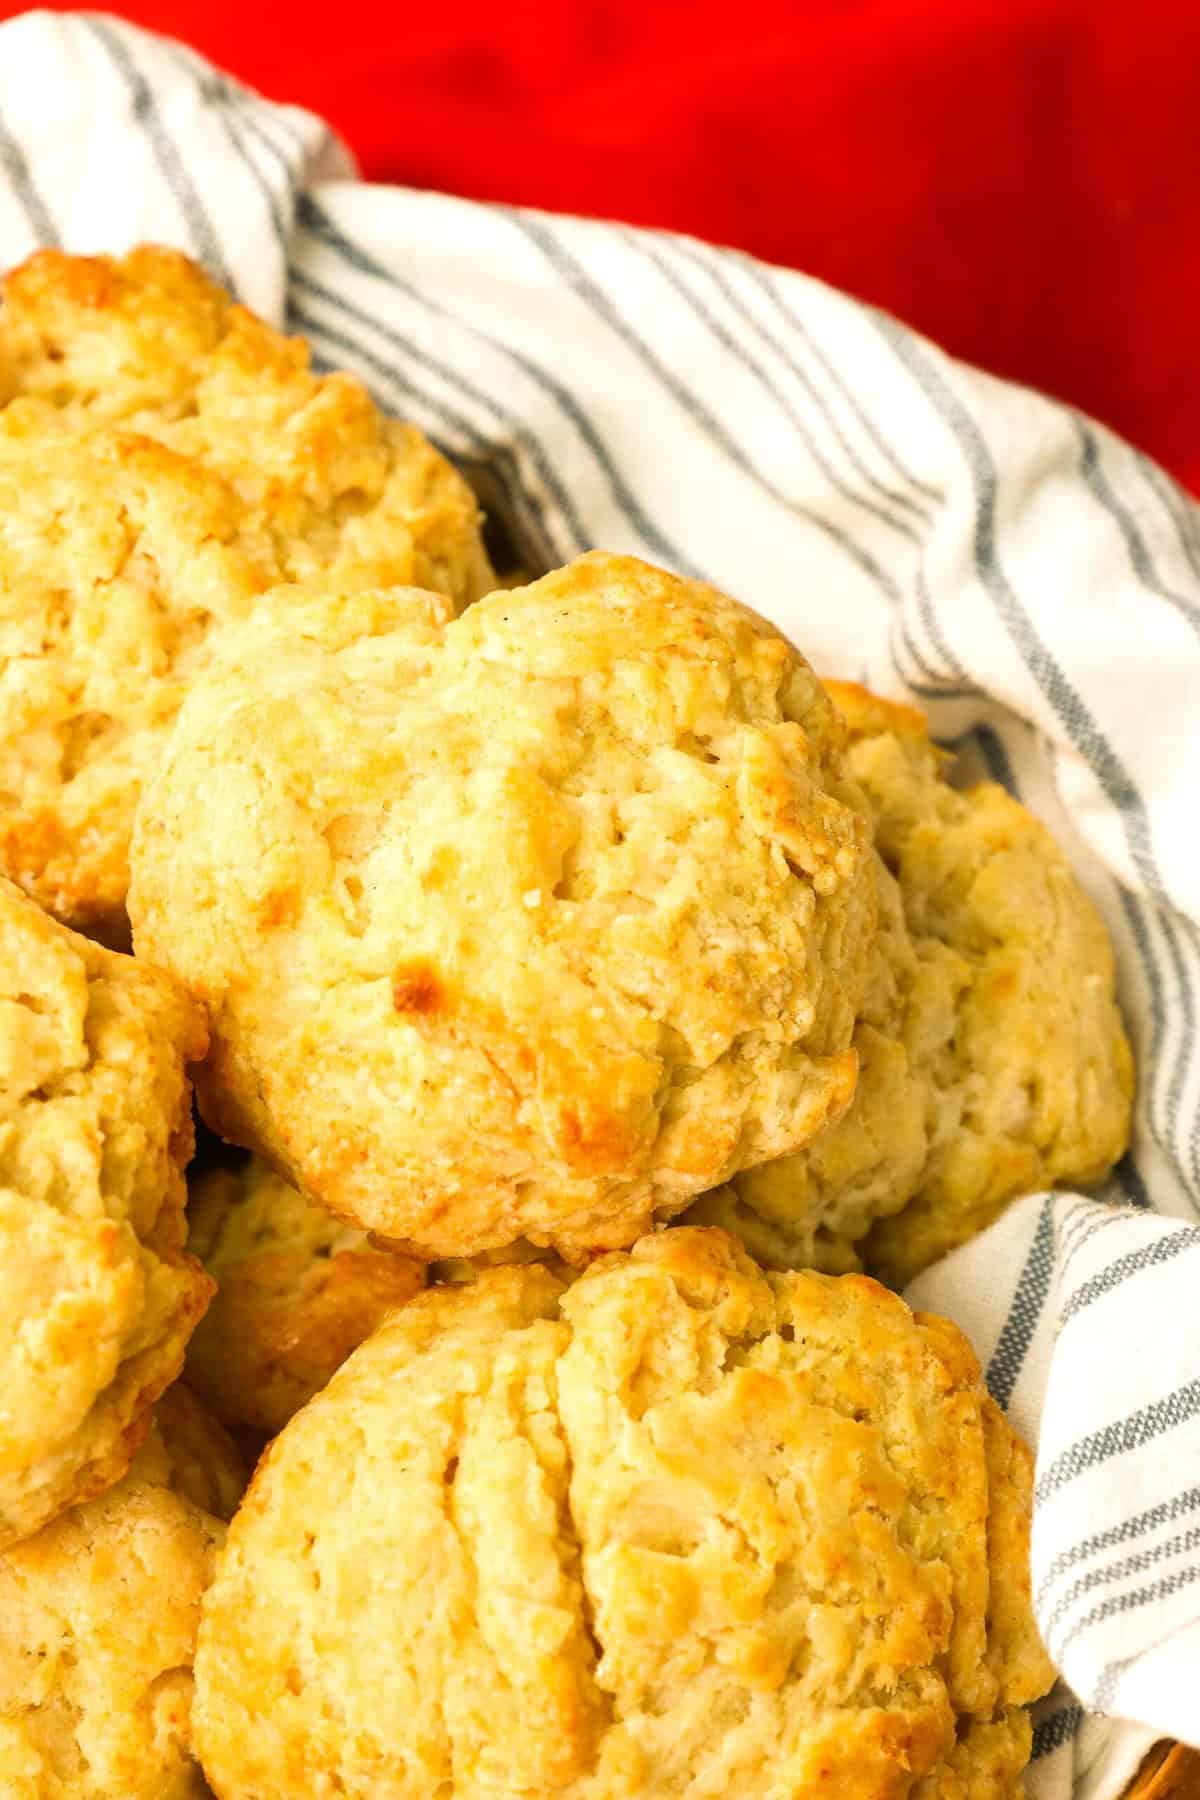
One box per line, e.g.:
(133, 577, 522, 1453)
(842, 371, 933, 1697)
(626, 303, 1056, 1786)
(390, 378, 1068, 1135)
(7, 1, 1197, 490)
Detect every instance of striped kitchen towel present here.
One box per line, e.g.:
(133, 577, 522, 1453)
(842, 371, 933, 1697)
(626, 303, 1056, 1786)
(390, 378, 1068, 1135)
(2, 13, 1199, 1792)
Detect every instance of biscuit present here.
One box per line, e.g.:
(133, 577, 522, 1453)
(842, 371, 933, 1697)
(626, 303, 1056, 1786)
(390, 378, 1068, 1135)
(192, 1227, 1053, 1799)
(0, 876, 211, 1547)
(692, 683, 1133, 1284)
(130, 553, 876, 1260)
(186, 1157, 426, 1435)
(0, 1385, 242, 1799)
(0, 247, 493, 937)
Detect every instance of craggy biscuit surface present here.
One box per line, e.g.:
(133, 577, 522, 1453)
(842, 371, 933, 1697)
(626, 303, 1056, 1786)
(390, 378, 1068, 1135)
(186, 1158, 426, 1435)
(0, 246, 493, 936)
(0, 1386, 243, 1799)
(131, 554, 875, 1259)
(0, 876, 211, 1548)
(911, 1712, 1034, 1798)
(193, 1229, 1053, 1799)
(693, 683, 1133, 1284)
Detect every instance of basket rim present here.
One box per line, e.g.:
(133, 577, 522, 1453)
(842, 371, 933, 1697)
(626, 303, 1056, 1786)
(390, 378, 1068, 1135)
(1124, 1743, 1200, 1800)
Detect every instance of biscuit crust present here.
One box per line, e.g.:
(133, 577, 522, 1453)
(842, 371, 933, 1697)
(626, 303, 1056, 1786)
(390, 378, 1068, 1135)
(186, 1158, 426, 1435)
(0, 1386, 243, 1799)
(0, 876, 211, 1547)
(694, 682, 1133, 1283)
(193, 1228, 1052, 1799)
(0, 247, 493, 936)
(131, 554, 875, 1259)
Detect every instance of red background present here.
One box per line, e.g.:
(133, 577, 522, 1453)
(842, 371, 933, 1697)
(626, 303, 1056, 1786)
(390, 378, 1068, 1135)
(7, 1, 1198, 490)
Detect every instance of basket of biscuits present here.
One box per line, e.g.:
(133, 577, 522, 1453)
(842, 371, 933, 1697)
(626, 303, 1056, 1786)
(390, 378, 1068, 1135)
(0, 231, 1193, 1797)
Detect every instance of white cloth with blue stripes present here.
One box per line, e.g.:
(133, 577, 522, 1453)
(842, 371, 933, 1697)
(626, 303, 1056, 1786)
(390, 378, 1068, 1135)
(2, 12, 1198, 1791)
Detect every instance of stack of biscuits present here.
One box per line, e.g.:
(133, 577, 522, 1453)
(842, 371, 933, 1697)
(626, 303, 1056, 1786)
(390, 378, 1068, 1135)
(0, 249, 1134, 1798)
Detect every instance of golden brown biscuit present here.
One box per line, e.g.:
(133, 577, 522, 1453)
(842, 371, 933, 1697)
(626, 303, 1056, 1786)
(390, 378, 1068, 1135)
(130, 553, 876, 1260)
(192, 1228, 1053, 1798)
(0, 246, 493, 937)
(0, 877, 211, 1548)
(186, 1157, 426, 1435)
(692, 683, 1133, 1284)
(0, 1385, 243, 1799)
